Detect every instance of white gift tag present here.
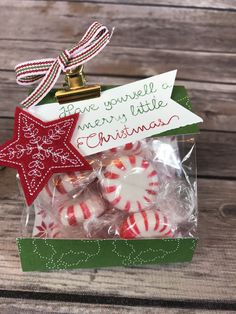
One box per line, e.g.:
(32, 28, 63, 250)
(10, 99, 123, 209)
(29, 70, 202, 156)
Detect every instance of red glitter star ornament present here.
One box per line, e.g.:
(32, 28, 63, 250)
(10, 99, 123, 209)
(0, 107, 91, 205)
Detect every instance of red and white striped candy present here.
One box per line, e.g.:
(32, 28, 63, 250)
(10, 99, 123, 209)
(109, 141, 142, 155)
(101, 155, 159, 212)
(120, 209, 174, 239)
(59, 193, 105, 226)
(40, 170, 95, 200)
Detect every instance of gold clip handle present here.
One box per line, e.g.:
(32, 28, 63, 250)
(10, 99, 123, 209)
(55, 65, 101, 104)
(64, 65, 86, 89)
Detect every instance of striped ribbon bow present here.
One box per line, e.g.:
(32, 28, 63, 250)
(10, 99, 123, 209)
(15, 22, 111, 108)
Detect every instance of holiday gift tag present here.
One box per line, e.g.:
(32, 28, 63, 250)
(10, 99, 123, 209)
(29, 70, 202, 156)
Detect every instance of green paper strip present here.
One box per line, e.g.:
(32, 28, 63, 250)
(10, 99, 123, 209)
(17, 237, 197, 271)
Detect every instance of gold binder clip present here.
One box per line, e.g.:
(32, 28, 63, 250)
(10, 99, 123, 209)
(55, 65, 101, 104)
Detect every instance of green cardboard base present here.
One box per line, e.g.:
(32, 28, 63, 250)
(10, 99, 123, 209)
(17, 238, 197, 271)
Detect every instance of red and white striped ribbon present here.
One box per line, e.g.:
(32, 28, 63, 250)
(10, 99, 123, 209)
(15, 22, 112, 108)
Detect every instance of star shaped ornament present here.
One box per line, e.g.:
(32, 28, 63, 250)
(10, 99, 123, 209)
(0, 107, 91, 205)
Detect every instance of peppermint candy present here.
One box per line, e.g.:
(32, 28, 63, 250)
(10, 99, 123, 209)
(109, 141, 142, 155)
(120, 209, 174, 239)
(40, 170, 96, 200)
(100, 155, 159, 212)
(59, 193, 105, 226)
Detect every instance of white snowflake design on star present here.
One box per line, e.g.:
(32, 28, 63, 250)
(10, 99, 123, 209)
(1, 115, 78, 188)
(0, 108, 90, 205)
